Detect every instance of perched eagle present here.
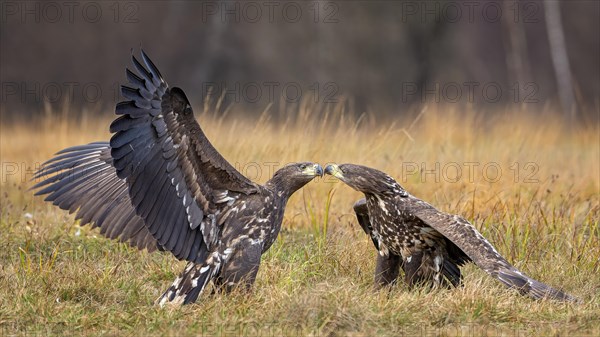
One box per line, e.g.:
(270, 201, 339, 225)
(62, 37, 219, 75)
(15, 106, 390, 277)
(325, 163, 578, 302)
(32, 50, 323, 306)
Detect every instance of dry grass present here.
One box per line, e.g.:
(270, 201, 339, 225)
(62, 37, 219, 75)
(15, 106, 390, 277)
(1, 104, 599, 336)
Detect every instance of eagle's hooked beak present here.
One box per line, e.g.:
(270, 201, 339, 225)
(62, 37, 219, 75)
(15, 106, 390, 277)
(325, 164, 344, 179)
(304, 163, 324, 177)
(315, 164, 324, 177)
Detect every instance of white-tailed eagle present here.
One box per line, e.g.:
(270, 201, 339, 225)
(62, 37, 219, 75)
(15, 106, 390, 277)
(32, 50, 323, 306)
(325, 163, 577, 302)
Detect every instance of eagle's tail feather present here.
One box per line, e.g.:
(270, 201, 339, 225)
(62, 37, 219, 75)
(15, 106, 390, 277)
(495, 268, 579, 303)
(156, 258, 221, 307)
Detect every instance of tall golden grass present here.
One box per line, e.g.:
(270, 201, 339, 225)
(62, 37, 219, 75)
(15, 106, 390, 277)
(1, 104, 598, 336)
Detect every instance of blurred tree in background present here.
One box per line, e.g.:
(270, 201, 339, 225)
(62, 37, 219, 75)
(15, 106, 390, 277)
(1, 1, 598, 122)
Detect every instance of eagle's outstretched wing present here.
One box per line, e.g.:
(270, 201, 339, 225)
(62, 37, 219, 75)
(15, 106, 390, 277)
(32, 142, 158, 252)
(108, 50, 259, 262)
(400, 195, 578, 302)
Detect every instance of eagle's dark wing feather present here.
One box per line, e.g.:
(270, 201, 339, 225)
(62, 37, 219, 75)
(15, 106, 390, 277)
(109, 50, 258, 263)
(31, 142, 158, 252)
(401, 195, 577, 302)
(354, 198, 403, 286)
(353, 198, 380, 250)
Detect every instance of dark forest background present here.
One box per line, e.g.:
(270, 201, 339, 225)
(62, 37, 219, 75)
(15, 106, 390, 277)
(1, 1, 598, 122)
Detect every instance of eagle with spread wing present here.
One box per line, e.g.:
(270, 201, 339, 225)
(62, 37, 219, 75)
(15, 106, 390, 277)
(325, 163, 577, 302)
(32, 50, 323, 306)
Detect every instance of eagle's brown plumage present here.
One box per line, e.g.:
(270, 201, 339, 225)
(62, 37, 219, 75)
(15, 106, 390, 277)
(32, 50, 323, 306)
(326, 163, 578, 302)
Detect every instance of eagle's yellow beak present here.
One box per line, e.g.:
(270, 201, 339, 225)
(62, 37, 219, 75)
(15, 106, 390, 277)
(303, 163, 324, 177)
(324, 164, 344, 179)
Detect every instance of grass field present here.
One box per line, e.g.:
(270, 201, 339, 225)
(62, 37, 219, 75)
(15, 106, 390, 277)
(1, 106, 599, 336)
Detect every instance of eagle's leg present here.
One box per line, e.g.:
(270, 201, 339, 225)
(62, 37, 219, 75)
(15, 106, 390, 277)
(215, 243, 262, 293)
(404, 249, 458, 289)
(374, 252, 402, 288)
(156, 247, 230, 307)
(403, 251, 430, 288)
(156, 260, 219, 307)
(403, 249, 463, 290)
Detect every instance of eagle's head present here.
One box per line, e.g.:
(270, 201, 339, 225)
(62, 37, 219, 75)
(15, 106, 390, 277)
(325, 163, 406, 196)
(268, 162, 323, 197)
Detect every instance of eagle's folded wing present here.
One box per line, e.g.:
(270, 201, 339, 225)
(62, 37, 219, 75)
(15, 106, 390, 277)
(405, 196, 578, 302)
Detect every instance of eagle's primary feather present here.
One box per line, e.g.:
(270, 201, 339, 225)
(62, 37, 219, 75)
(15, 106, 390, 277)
(32, 50, 323, 306)
(326, 163, 578, 302)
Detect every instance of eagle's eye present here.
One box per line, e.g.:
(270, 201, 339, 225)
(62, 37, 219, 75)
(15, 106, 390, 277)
(299, 164, 307, 170)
